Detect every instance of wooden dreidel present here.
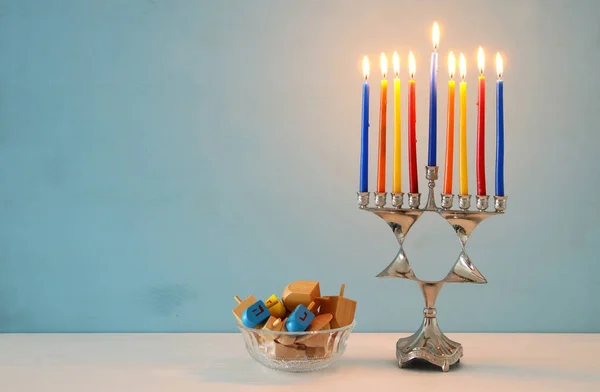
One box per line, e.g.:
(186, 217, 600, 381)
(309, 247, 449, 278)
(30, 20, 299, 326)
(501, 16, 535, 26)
(261, 316, 284, 341)
(295, 313, 333, 347)
(241, 300, 271, 328)
(285, 301, 316, 332)
(318, 284, 357, 329)
(275, 318, 296, 346)
(282, 280, 320, 311)
(232, 295, 257, 324)
(272, 342, 307, 360)
(306, 346, 331, 359)
(264, 294, 287, 319)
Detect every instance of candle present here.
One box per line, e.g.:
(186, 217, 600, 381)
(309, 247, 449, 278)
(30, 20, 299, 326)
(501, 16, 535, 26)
(428, 22, 440, 167)
(476, 47, 487, 196)
(443, 52, 456, 195)
(377, 53, 388, 193)
(458, 53, 468, 195)
(392, 52, 402, 194)
(359, 56, 370, 192)
(495, 53, 505, 196)
(408, 51, 418, 193)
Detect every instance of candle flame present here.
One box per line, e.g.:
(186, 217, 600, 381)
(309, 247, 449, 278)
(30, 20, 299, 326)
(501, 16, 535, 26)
(380, 53, 388, 78)
(363, 56, 369, 80)
(409, 51, 416, 79)
(496, 52, 503, 79)
(459, 52, 466, 80)
(448, 51, 455, 79)
(432, 22, 440, 50)
(478, 46, 485, 74)
(393, 52, 400, 77)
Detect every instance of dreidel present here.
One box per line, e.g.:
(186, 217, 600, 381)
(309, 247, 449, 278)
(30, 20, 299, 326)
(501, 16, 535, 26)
(285, 301, 316, 332)
(264, 294, 287, 319)
(282, 281, 320, 311)
(261, 316, 284, 341)
(296, 313, 333, 346)
(232, 295, 257, 324)
(241, 300, 271, 328)
(317, 284, 356, 329)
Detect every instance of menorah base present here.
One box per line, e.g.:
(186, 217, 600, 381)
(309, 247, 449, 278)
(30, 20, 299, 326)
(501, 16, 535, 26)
(396, 312, 462, 372)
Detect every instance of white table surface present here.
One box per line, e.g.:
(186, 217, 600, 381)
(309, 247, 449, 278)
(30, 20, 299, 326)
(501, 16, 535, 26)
(0, 333, 598, 391)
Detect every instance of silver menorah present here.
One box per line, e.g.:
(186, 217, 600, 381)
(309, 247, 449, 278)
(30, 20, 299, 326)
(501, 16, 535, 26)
(357, 165, 507, 372)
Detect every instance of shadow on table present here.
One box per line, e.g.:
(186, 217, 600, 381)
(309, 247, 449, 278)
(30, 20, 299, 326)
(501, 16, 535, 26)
(195, 357, 399, 386)
(197, 356, 600, 385)
(461, 362, 600, 383)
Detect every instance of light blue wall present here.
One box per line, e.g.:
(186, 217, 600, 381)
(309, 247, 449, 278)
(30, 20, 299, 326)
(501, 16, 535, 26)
(0, 0, 598, 333)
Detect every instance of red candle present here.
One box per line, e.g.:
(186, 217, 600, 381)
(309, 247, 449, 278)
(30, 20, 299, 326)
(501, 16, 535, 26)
(377, 53, 388, 193)
(408, 51, 418, 193)
(476, 47, 487, 196)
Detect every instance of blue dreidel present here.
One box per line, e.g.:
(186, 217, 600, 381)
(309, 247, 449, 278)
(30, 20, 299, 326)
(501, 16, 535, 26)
(241, 300, 271, 328)
(285, 301, 316, 332)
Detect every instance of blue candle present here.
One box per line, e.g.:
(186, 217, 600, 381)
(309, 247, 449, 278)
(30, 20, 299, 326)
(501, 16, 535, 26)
(359, 56, 370, 192)
(495, 53, 505, 196)
(427, 22, 440, 167)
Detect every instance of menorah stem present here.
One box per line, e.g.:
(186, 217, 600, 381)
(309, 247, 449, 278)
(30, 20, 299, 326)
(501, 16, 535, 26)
(418, 281, 443, 312)
(397, 280, 461, 372)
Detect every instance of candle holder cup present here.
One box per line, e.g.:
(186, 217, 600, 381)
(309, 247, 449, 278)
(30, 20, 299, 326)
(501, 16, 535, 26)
(357, 169, 506, 372)
(440, 193, 454, 210)
(391, 193, 405, 208)
(374, 192, 387, 208)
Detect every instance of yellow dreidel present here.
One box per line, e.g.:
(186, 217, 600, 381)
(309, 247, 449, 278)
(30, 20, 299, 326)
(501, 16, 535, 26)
(264, 294, 287, 319)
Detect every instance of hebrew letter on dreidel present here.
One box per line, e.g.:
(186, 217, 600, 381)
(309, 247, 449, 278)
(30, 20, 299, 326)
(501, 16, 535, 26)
(241, 300, 270, 328)
(285, 302, 316, 332)
(232, 295, 257, 323)
(264, 294, 287, 318)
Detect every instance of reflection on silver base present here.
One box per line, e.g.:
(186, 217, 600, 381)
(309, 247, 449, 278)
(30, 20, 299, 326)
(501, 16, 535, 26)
(458, 194, 471, 211)
(476, 195, 489, 211)
(397, 315, 463, 372)
(375, 192, 387, 207)
(440, 193, 453, 210)
(391, 193, 404, 208)
(494, 195, 507, 212)
(357, 192, 370, 208)
(408, 193, 421, 209)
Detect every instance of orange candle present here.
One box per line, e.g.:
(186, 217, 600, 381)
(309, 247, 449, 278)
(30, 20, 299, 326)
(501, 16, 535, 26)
(443, 52, 456, 195)
(459, 53, 468, 195)
(377, 53, 388, 193)
(392, 52, 402, 194)
(476, 47, 487, 196)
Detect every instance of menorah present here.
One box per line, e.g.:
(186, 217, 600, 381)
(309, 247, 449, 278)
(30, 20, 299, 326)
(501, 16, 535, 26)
(357, 165, 506, 372)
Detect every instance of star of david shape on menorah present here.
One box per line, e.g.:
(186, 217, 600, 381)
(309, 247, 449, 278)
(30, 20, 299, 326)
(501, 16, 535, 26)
(357, 166, 506, 372)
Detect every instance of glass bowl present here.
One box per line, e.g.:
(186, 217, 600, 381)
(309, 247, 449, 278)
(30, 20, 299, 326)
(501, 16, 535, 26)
(237, 320, 356, 372)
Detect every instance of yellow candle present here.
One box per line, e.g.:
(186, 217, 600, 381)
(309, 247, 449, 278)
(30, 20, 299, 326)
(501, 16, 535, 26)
(443, 52, 456, 195)
(377, 53, 388, 193)
(459, 53, 468, 195)
(392, 52, 402, 194)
